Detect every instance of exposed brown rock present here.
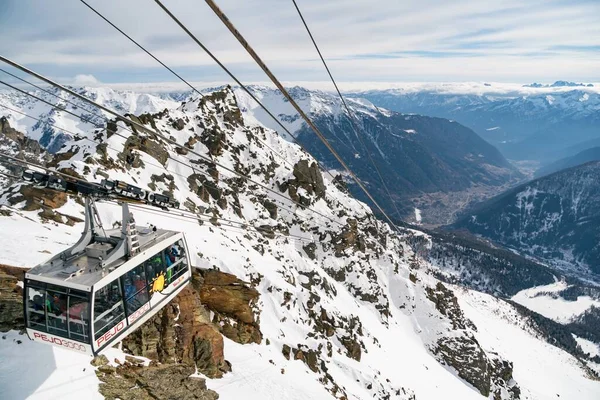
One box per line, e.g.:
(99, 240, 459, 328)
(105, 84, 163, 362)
(0, 271, 24, 332)
(340, 336, 362, 361)
(9, 185, 68, 211)
(123, 273, 229, 378)
(426, 282, 475, 331)
(96, 362, 219, 400)
(198, 270, 259, 325)
(197, 270, 262, 345)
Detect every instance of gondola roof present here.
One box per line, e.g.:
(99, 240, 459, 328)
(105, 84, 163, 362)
(26, 227, 180, 288)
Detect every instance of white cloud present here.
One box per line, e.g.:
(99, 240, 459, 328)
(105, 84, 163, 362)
(72, 74, 100, 86)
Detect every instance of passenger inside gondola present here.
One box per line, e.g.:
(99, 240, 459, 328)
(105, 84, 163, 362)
(47, 290, 68, 335)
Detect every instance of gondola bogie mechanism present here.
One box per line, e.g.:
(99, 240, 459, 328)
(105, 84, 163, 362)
(21, 169, 192, 356)
(21, 169, 178, 209)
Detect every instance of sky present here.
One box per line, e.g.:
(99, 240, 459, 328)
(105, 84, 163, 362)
(0, 0, 599, 88)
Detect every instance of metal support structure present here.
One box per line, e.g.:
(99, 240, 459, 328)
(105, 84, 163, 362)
(67, 197, 102, 258)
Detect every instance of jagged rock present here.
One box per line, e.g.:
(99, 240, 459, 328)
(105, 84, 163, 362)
(257, 225, 275, 239)
(199, 270, 259, 324)
(197, 270, 262, 344)
(263, 199, 278, 219)
(5, 185, 82, 226)
(340, 336, 362, 361)
(426, 282, 475, 331)
(106, 120, 118, 138)
(96, 362, 219, 400)
(282, 344, 291, 360)
(174, 118, 186, 131)
(120, 134, 169, 166)
(332, 174, 349, 193)
(435, 335, 491, 396)
(303, 242, 317, 260)
(293, 160, 326, 197)
(188, 174, 221, 203)
(0, 271, 23, 332)
(91, 354, 109, 367)
(123, 271, 230, 378)
(285, 160, 326, 206)
(0, 116, 47, 162)
(201, 126, 227, 157)
(428, 283, 520, 399)
(332, 218, 367, 256)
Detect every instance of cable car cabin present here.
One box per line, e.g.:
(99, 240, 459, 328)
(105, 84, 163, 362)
(23, 198, 192, 356)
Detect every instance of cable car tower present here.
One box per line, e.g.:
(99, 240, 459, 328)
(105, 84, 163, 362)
(22, 170, 191, 356)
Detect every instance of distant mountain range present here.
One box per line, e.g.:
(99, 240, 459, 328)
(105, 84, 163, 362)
(354, 86, 600, 163)
(524, 81, 594, 88)
(452, 161, 600, 277)
(536, 147, 600, 178)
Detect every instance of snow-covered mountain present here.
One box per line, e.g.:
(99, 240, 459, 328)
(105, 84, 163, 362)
(0, 84, 521, 225)
(453, 161, 600, 278)
(1, 86, 599, 399)
(0, 86, 178, 153)
(235, 85, 520, 224)
(354, 86, 600, 163)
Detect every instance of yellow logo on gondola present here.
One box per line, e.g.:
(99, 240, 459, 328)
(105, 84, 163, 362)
(151, 272, 166, 293)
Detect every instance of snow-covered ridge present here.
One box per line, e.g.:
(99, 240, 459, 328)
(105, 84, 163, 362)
(0, 86, 179, 153)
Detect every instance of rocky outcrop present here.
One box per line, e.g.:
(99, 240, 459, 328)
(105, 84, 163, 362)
(280, 160, 326, 206)
(0, 266, 24, 332)
(95, 358, 219, 400)
(434, 336, 520, 399)
(331, 218, 366, 256)
(0, 116, 47, 160)
(196, 269, 262, 345)
(0, 117, 49, 185)
(427, 282, 520, 398)
(120, 134, 169, 166)
(4, 185, 82, 226)
(123, 272, 230, 378)
(122, 268, 261, 380)
(426, 282, 475, 330)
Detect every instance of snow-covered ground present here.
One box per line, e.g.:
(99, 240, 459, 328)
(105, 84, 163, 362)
(0, 330, 101, 400)
(414, 207, 422, 224)
(574, 335, 600, 358)
(512, 281, 600, 323)
(456, 288, 600, 400)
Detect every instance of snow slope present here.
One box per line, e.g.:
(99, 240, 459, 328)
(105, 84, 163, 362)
(0, 86, 598, 400)
(512, 282, 600, 323)
(457, 288, 600, 400)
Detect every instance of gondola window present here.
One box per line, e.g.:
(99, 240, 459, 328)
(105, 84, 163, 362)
(67, 290, 90, 343)
(25, 281, 91, 343)
(25, 282, 47, 331)
(46, 285, 68, 337)
(165, 240, 187, 284)
(121, 264, 150, 314)
(93, 278, 125, 339)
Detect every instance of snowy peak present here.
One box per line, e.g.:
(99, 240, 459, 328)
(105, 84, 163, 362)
(0, 86, 180, 153)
